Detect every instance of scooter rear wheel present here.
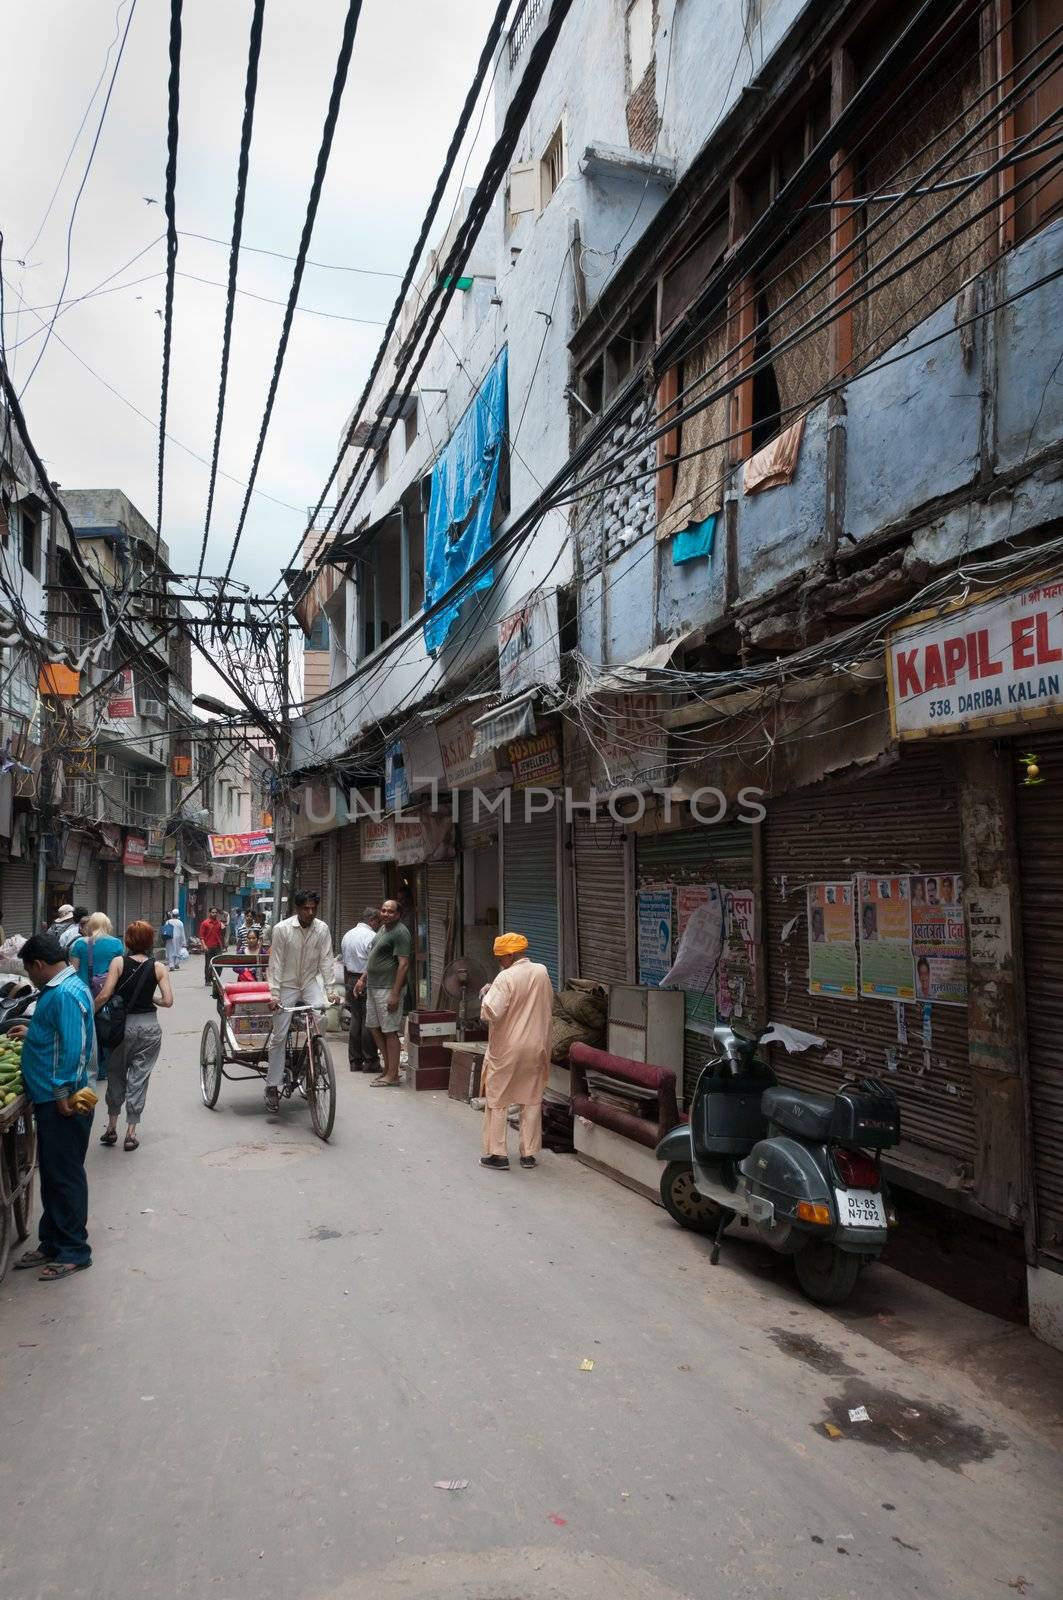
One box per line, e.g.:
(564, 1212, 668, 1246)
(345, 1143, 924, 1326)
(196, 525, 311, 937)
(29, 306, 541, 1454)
(793, 1241, 862, 1306)
(660, 1162, 725, 1235)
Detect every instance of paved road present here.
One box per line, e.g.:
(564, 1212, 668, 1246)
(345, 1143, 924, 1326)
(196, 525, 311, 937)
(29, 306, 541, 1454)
(1, 971, 1060, 1600)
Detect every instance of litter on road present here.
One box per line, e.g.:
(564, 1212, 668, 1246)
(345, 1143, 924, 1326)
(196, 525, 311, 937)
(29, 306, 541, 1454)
(849, 1405, 872, 1423)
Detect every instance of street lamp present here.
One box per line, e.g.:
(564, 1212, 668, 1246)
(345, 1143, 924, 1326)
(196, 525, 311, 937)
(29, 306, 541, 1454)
(193, 693, 245, 718)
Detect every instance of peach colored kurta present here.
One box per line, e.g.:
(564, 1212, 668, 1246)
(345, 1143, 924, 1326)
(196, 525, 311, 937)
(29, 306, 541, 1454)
(480, 956, 553, 1109)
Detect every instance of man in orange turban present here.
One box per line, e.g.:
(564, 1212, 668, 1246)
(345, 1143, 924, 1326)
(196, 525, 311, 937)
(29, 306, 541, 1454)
(478, 932, 554, 1171)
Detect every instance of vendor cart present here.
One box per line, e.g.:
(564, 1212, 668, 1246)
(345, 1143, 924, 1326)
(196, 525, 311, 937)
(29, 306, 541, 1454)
(199, 954, 336, 1140)
(0, 1093, 37, 1281)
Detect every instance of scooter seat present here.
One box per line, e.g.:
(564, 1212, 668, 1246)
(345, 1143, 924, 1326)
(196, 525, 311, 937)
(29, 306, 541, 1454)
(761, 1085, 835, 1142)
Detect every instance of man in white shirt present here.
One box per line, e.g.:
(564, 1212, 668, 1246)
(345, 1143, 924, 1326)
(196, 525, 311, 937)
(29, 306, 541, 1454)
(264, 889, 337, 1113)
(340, 906, 381, 1074)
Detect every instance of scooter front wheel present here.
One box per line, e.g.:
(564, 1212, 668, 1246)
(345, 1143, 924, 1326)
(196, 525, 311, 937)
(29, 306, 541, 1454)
(660, 1162, 725, 1235)
(793, 1241, 862, 1306)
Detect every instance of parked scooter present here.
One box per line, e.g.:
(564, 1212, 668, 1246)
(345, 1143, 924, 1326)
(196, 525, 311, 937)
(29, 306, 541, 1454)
(0, 978, 37, 1036)
(656, 1024, 900, 1305)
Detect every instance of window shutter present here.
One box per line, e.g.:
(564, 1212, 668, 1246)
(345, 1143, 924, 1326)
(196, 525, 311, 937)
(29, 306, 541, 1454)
(508, 162, 538, 220)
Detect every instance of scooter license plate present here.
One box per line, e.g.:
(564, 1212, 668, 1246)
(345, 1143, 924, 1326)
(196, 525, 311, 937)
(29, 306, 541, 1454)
(835, 1187, 887, 1228)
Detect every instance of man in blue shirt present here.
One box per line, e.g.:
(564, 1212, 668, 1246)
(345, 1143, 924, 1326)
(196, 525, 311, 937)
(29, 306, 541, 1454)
(11, 933, 96, 1281)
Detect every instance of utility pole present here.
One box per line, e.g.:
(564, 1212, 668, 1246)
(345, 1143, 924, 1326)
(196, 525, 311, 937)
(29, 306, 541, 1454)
(272, 600, 293, 927)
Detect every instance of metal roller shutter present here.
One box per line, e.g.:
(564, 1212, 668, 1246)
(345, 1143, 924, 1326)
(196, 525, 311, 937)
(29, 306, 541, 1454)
(337, 826, 384, 934)
(427, 860, 456, 1003)
(124, 875, 144, 926)
(764, 751, 972, 1164)
(459, 788, 501, 851)
(1015, 730, 1063, 1265)
(1, 860, 37, 933)
(294, 844, 324, 904)
(573, 814, 630, 986)
(502, 810, 560, 990)
(637, 823, 756, 1100)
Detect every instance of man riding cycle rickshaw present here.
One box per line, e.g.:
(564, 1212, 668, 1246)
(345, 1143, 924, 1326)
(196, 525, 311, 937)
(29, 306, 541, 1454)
(264, 890, 338, 1113)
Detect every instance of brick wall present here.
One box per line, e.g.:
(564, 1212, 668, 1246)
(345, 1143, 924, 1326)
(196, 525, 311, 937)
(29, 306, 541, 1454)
(625, 0, 659, 154)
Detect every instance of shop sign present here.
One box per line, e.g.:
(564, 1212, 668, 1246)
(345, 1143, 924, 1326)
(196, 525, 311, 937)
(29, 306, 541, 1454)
(498, 591, 560, 695)
(592, 693, 669, 789)
(145, 826, 166, 860)
(208, 829, 273, 859)
(888, 575, 1063, 739)
(506, 724, 563, 789)
(123, 833, 147, 869)
(438, 703, 503, 787)
(361, 818, 394, 863)
(107, 669, 136, 720)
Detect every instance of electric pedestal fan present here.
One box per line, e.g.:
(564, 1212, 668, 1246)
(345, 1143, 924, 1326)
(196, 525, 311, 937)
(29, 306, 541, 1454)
(440, 957, 488, 1039)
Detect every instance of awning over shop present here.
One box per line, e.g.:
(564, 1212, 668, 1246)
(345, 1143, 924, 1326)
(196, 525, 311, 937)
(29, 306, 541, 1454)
(470, 688, 538, 754)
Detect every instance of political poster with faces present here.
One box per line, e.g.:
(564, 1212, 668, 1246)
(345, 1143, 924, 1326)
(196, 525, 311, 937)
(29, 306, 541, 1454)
(857, 875, 916, 1001)
(911, 873, 967, 1005)
(807, 881, 858, 999)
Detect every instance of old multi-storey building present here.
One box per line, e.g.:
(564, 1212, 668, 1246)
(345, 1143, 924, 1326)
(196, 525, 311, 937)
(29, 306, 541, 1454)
(290, 0, 1063, 1345)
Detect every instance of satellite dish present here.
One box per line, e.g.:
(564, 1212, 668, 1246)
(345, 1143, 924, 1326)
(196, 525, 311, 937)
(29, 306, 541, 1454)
(441, 957, 488, 1039)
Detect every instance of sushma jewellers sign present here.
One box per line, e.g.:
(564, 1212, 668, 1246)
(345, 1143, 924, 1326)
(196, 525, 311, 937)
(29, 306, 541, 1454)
(887, 575, 1063, 740)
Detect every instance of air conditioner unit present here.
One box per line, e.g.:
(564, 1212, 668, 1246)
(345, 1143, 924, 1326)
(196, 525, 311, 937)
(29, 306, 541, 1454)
(141, 699, 165, 721)
(127, 773, 152, 791)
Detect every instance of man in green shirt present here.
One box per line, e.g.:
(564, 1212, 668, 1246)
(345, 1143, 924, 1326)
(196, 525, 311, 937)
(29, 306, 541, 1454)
(355, 898, 411, 1087)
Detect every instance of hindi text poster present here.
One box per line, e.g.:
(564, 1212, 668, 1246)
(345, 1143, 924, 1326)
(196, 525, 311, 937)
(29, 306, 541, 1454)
(808, 881, 858, 1000)
(857, 874, 916, 1001)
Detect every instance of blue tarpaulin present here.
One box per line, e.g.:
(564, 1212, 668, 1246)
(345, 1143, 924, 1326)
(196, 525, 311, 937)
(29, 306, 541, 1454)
(423, 347, 509, 654)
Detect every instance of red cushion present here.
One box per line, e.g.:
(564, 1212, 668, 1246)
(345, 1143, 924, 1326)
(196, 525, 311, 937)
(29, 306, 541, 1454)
(222, 981, 272, 1013)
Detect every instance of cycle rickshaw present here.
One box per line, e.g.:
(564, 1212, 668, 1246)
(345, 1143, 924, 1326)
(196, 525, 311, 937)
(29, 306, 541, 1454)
(199, 954, 336, 1140)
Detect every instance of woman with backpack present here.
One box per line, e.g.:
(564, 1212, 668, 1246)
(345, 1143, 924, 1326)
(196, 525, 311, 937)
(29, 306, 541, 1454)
(93, 921, 173, 1152)
(69, 913, 124, 1082)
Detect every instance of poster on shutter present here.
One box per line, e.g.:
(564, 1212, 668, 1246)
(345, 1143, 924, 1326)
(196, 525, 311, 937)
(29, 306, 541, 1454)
(807, 881, 858, 999)
(637, 886, 674, 987)
(911, 873, 967, 1005)
(857, 875, 916, 1001)
(719, 887, 757, 1020)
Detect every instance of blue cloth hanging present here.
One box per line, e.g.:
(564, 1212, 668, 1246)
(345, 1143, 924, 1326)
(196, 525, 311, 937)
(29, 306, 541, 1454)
(423, 347, 509, 654)
(671, 512, 716, 565)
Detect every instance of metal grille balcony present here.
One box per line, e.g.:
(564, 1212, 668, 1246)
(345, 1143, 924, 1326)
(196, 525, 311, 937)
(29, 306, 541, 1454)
(508, 0, 545, 68)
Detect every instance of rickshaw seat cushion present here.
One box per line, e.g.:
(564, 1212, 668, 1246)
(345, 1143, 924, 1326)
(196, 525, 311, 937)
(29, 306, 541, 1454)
(223, 982, 272, 1012)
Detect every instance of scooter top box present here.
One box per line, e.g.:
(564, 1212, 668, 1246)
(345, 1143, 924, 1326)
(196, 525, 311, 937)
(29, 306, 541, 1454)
(828, 1085, 901, 1149)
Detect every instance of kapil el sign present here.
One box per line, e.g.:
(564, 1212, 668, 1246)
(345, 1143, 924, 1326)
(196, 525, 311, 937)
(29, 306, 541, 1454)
(888, 576, 1063, 739)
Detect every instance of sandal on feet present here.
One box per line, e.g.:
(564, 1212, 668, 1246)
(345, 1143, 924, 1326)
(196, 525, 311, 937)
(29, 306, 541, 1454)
(123, 1133, 139, 1151)
(39, 1260, 90, 1282)
(100, 1129, 118, 1146)
(370, 1075, 400, 1087)
(15, 1249, 53, 1270)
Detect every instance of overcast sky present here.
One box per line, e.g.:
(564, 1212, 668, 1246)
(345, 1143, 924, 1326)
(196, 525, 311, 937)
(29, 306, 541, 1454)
(3, 0, 498, 617)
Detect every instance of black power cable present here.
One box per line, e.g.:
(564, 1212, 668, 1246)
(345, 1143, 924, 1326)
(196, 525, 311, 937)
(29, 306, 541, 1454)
(155, 0, 184, 556)
(195, 0, 267, 590)
(220, 0, 365, 588)
(307, 0, 577, 574)
(297, 0, 515, 549)
(18, 0, 139, 399)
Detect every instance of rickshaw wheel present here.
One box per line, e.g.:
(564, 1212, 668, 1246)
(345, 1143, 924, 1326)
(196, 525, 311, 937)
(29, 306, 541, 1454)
(200, 1022, 223, 1108)
(307, 1035, 336, 1141)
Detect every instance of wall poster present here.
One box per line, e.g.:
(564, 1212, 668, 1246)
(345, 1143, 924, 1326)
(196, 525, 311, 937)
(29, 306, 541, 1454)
(911, 873, 967, 1005)
(807, 881, 858, 999)
(857, 875, 916, 1001)
(664, 884, 720, 1034)
(637, 885, 674, 987)
(719, 886, 757, 1021)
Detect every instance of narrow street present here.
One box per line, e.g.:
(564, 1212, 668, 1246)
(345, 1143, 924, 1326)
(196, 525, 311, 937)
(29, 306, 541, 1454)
(1, 972, 1059, 1600)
